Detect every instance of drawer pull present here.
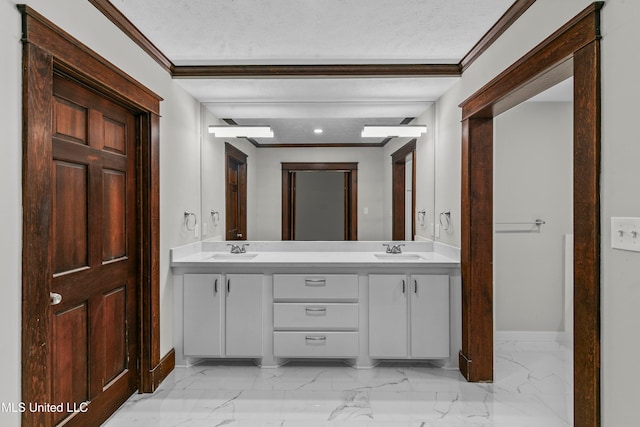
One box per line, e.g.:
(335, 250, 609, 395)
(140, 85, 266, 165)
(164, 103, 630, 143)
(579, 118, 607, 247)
(305, 336, 327, 342)
(214, 279, 218, 294)
(305, 307, 327, 314)
(305, 279, 326, 286)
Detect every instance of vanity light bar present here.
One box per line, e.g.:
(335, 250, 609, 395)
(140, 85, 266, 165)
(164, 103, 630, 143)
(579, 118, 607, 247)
(361, 125, 427, 138)
(209, 125, 274, 138)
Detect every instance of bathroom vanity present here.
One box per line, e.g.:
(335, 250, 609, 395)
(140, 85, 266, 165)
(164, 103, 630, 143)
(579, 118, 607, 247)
(171, 241, 461, 369)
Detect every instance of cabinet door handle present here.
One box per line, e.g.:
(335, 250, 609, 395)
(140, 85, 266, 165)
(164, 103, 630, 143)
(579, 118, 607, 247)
(227, 278, 230, 294)
(305, 279, 326, 286)
(402, 280, 406, 293)
(305, 307, 327, 314)
(214, 279, 218, 294)
(305, 336, 326, 342)
(414, 280, 418, 294)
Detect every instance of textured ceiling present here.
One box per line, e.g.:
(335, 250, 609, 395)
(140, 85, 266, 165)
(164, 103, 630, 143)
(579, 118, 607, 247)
(109, 0, 517, 145)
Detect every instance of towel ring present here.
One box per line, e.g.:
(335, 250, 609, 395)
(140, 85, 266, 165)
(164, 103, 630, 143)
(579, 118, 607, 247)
(439, 211, 451, 231)
(211, 210, 220, 226)
(184, 212, 197, 231)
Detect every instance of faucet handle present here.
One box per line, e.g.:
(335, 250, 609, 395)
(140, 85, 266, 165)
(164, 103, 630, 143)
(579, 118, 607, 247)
(239, 243, 249, 253)
(383, 243, 391, 253)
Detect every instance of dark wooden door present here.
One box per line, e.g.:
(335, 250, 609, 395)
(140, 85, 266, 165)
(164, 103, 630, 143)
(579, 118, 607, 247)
(49, 74, 138, 426)
(225, 144, 247, 240)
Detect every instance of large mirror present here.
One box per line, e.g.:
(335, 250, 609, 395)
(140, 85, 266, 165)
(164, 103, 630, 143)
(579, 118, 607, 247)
(189, 77, 449, 241)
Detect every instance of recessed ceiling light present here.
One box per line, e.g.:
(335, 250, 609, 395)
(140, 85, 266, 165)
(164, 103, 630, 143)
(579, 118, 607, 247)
(208, 125, 274, 138)
(314, 128, 323, 134)
(361, 125, 427, 138)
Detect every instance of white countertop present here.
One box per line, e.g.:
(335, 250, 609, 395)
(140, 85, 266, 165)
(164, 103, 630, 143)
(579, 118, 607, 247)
(170, 241, 460, 269)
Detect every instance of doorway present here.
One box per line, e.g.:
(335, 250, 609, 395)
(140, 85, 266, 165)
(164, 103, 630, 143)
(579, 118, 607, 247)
(458, 4, 601, 426)
(391, 140, 417, 240)
(225, 143, 248, 240)
(282, 162, 358, 240)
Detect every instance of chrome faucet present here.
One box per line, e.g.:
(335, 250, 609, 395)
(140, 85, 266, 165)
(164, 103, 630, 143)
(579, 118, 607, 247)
(227, 243, 249, 254)
(383, 243, 405, 254)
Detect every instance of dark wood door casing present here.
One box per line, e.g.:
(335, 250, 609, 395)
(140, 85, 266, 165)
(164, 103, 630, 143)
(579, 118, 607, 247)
(20, 6, 171, 426)
(281, 163, 358, 241)
(225, 143, 248, 240)
(391, 140, 417, 241)
(458, 3, 602, 427)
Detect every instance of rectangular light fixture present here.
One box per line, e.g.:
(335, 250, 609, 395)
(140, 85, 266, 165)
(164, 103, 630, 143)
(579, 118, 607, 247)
(361, 125, 427, 138)
(209, 125, 274, 138)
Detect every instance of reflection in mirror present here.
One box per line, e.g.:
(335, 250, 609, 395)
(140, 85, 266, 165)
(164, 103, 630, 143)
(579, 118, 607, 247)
(197, 78, 440, 242)
(294, 171, 345, 241)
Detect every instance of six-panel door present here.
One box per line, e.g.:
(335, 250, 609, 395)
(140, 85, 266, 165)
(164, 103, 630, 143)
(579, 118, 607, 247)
(50, 75, 138, 426)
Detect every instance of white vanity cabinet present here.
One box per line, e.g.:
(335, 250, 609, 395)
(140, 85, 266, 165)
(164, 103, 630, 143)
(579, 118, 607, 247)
(369, 274, 449, 359)
(273, 274, 359, 358)
(183, 273, 263, 358)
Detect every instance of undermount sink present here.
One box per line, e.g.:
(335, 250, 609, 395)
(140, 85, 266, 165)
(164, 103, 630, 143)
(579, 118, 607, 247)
(208, 253, 259, 260)
(374, 253, 425, 261)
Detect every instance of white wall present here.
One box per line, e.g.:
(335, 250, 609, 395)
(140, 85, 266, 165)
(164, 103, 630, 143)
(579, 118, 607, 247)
(0, 1, 24, 424)
(0, 2, 203, 425)
(252, 147, 385, 240)
(431, 0, 640, 424)
(493, 102, 573, 332)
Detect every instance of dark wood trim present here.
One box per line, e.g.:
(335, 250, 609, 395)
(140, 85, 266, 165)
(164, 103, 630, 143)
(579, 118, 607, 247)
(19, 5, 164, 424)
(147, 349, 176, 390)
(138, 112, 162, 393)
(459, 0, 537, 72)
(19, 5, 162, 114)
(88, 0, 174, 73)
(459, 116, 493, 383)
(458, 4, 602, 427)
(21, 40, 53, 427)
(460, 2, 603, 119)
(281, 162, 359, 171)
(225, 142, 249, 164)
(173, 63, 461, 78)
(225, 143, 248, 240)
(281, 163, 358, 240)
(573, 39, 601, 427)
(391, 140, 417, 240)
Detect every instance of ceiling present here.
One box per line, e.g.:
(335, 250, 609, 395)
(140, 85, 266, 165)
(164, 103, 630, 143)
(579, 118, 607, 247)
(108, 0, 519, 145)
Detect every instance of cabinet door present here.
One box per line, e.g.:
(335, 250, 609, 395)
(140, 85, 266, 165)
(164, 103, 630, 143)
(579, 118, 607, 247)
(225, 274, 263, 357)
(369, 274, 408, 358)
(410, 275, 450, 358)
(184, 274, 222, 356)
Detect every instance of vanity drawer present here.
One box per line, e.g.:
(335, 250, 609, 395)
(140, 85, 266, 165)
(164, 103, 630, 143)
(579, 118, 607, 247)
(273, 274, 358, 301)
(273, 331, 358, 358)
(274, 303, 358, 330)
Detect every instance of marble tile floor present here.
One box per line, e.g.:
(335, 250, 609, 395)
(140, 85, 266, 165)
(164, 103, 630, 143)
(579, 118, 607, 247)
(104, 341, 572, 427)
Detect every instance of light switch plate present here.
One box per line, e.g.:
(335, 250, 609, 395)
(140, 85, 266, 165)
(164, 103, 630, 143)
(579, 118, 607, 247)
(611, 217, 640, 252)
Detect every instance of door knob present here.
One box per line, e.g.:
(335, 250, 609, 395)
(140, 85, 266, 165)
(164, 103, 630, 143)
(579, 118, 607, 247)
(50, 292, 63, 306)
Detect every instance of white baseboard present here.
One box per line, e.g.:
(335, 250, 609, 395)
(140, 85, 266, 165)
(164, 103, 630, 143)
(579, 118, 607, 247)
(495, 331, 570, 343)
